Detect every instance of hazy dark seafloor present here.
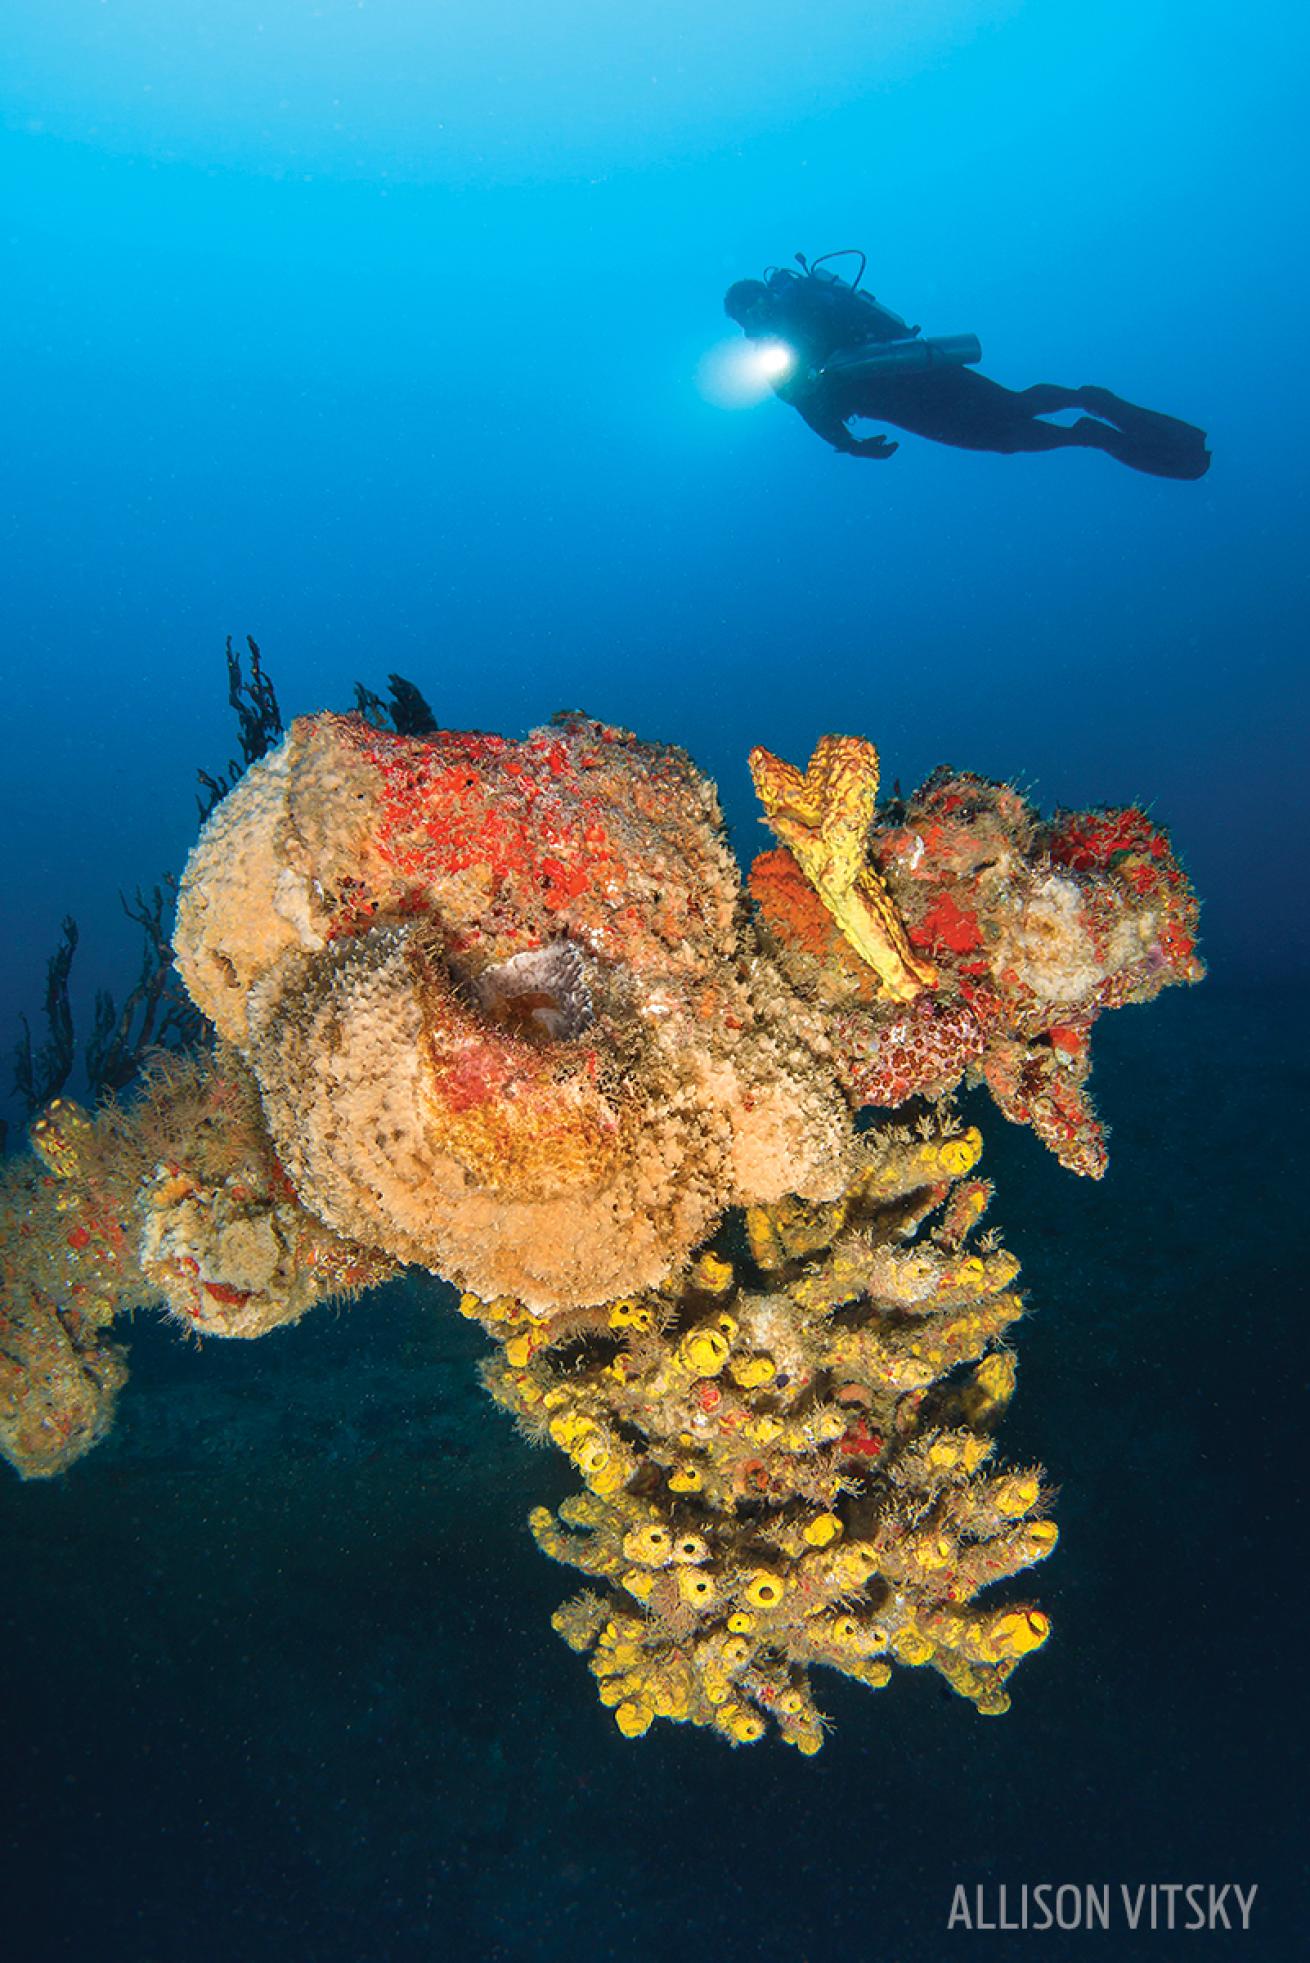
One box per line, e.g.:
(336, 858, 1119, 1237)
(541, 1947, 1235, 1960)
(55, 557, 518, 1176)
(0, 982, 1302, 1962)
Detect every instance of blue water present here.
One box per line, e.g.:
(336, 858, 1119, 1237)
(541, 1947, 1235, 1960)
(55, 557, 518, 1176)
(2, 5, 1307, 1957)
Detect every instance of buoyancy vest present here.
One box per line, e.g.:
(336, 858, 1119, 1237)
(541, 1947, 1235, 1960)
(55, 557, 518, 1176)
(762, 267, 916, 362)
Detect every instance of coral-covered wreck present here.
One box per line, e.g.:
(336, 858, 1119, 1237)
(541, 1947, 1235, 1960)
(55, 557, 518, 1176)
(0, 710, 1201, 1750)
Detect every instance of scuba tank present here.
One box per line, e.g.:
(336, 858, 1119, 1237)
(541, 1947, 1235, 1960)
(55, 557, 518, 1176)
(819, 333, 983, 382)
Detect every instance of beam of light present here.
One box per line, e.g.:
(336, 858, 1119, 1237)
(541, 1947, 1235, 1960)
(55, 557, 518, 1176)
(696, 337, 798, 408)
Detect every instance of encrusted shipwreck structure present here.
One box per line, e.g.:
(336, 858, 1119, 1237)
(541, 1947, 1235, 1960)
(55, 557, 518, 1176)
(0, 711, 1202, 1748)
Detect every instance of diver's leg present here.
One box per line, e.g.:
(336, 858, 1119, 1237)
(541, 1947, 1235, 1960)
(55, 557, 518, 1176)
(1010, 383, 1087, 416)
(1022, 381, 1205, 442)
(1076, 384, 1200, 429)
(857, 369, 1069, 450)
(989, 417, 1116, 456)
(942, 371, 1108, 443)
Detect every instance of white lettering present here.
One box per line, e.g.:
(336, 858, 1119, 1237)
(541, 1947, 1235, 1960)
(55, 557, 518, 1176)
(950, 1877, 1257, 1933)
(1055, 1884, 1082, 1930)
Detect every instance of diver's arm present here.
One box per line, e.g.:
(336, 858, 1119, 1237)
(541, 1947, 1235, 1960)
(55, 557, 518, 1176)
(794, 399, 898, 458)
(792, 396, 858, 450)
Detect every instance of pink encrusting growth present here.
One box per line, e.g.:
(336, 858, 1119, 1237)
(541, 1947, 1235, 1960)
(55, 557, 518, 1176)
(751, 765, 1202, 1174)
(837, 995, 988, 1107)
(321, 714, 729, 964)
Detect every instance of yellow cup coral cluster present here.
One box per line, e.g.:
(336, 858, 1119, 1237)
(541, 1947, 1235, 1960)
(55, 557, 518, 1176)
(470, 1114, 1055, 1750)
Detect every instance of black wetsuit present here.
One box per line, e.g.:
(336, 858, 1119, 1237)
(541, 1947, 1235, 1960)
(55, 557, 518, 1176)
(760, 271, 1210, 480)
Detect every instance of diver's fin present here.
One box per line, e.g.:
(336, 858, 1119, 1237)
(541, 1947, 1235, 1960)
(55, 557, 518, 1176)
(1077, 387, 1211, 479)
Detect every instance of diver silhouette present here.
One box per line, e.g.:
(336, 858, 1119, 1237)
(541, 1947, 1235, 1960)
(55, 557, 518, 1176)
(724, 252, 1210, 479)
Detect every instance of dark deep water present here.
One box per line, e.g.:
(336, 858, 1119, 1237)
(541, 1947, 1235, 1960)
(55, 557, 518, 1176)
(3, 2, 1308, 1958)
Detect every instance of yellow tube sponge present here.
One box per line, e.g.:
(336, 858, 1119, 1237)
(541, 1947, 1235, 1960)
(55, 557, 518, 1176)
(479, 1113, 1057, 1749)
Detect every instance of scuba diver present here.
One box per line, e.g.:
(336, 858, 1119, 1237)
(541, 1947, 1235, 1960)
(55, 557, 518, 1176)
(724, 252, 1210, 479)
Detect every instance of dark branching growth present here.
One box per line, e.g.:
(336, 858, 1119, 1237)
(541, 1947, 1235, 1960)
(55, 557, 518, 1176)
(386, 673, 438, 736)
(11, 919, 79, 1116)
(85, 884, 207, 1100)
(198, 634, 285, 819)
(227, 632, 282, 764)
(353, 673, 437, 736)
(10, 892, 206, 1120)
(6, 638, 284, 1136)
